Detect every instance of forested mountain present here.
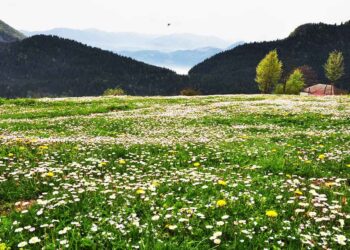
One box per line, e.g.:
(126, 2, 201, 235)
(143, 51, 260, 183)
(0, 20, 26, 43)
(189, 22, 350, 94)
(0, 35, 186, 97)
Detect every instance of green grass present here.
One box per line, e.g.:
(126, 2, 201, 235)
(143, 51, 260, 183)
(0, 95, 349, 249)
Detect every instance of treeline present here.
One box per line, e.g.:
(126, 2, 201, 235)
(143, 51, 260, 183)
(255, 50, 345, 94)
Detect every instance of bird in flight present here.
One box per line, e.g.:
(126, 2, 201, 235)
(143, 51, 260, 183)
(167, 23, 171, 27)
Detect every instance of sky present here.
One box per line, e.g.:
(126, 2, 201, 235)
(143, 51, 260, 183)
(2, 0, 350, 42)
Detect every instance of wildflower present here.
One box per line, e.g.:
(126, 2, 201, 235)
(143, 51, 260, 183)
(29, 236, 41, 244)
(18, 241, 28, 248)
(294, 189, 303, 196)
(136, 189, 145, 194)
(318, 154, 326, 160)
(151, 215, 160, 221)
(216, 199, 227, 207)
(213, 238, 221, 244)
(99, 161, 107, 167)
(346, 164, 350, 168)
(91, 224, 98, 232)
(151, 181, 160, 187)
(168, 225, 177, 230)
(193, 162, 201, 167)
(46, 171, 54, 177)
(118, 159, 126, 164)
(213, 231, 222, 238)
(217, 180, 227, 186)
(8, 153, 14, 157)
(222, 215, 229, 220)
(335, 234, 347, 245)
(325, 182, 334, 187)
(266, 210, 278, 218)
(38, 145, 48, 150)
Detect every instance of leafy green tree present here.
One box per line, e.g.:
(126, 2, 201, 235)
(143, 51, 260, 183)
(255, 50, 283, 93)
(103, 87, 126, 96)
(324, 51, 344, 84)
(284, 69, 305, 94)
(273, 84, 285, 94)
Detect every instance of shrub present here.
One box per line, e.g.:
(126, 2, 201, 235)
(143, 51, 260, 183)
(103, 88, 126, 96)
(180, 88, 201, 96)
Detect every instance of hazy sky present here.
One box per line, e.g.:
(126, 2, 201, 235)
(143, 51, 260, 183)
(2, 0, 350, 42)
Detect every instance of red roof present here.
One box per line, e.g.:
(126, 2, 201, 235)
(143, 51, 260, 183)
(304, 84, 347, 96)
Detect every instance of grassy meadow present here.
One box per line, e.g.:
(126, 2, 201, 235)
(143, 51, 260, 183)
(0, 95, 349, 249)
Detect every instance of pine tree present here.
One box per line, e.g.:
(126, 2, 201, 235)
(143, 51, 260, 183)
(255, 50, 283, 93)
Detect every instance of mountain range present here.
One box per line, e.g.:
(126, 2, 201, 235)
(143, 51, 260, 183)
(1, 20, 350, 97)
(0, 34, 186, 97)
(23, 28, 239, 72)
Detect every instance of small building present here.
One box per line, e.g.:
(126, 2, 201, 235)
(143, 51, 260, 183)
(303, 84, 348, 96)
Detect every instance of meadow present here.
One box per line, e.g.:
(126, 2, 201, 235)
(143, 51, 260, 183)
(0, 95, 349, 249)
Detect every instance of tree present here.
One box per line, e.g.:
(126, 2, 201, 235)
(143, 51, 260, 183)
(324, 51, 344, 84)
(255, 50, 283, 93)
(103, 87, 126, 96)
(297, 65, 319, 86)
(284, 69, 305, 94)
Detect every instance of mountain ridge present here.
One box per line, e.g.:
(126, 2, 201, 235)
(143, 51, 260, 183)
(0, 20, 26, 43)
(0, 35, 186, 97)
(189, 21, 350, 94)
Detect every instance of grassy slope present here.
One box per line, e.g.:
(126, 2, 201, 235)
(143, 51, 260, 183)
(0, 95, 349, 249)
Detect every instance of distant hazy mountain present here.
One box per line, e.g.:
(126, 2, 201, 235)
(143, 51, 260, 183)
(0, 20, 26, 43)
(119, 47, 222, 74)
(23, 28, 231, 51)
(24, 28, 234, 72)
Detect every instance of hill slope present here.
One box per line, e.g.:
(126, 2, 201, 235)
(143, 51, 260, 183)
(0, 20, 26, 43)
(189, 22, 350, 94)
(0, 35, 186, 97)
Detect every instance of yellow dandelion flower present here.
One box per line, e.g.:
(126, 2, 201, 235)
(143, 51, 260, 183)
(8, 153, 14, 157)
(118, 159, 126, 165)
(294, 189, 303, 196)
(151, 181, 160, 187)
(266, 210, 278, 218)
(318, 154, 326, 160)
(216, 199, 227, 207)
(46, 172, 54, 177)
(136, 189, 145, 195)
(99, 161, 108, 167)
(38, 145, 48, 150)
(217, 180, 227, 186)
(325, 182, 334, 187)
(346, 164, 350, 168)
(193, 162, 201, 167)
